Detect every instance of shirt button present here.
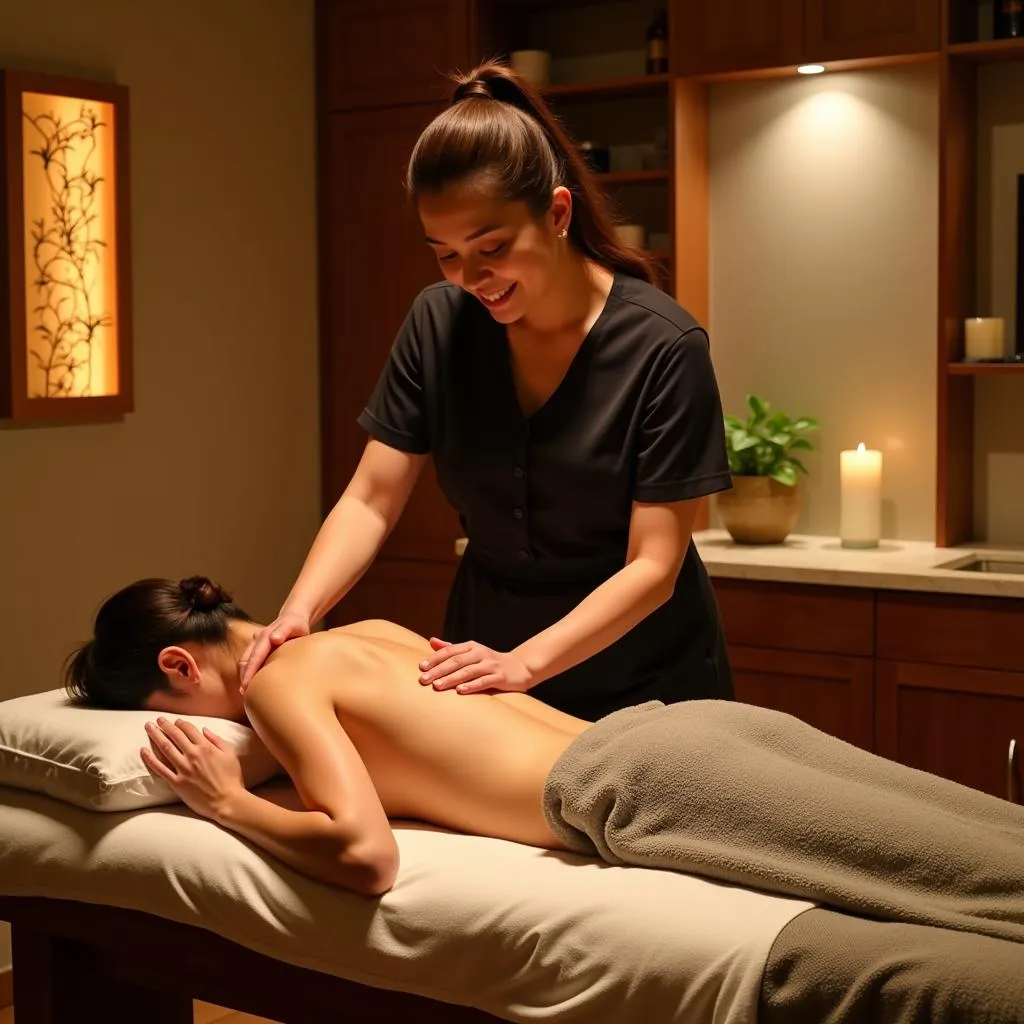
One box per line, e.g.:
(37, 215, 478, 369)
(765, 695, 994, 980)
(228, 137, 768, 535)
(513, 507, 524, 520)
(513, 466, 524, 478)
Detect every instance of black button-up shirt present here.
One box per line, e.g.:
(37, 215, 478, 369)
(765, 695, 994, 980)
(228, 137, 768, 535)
(358, 273, 734, 718)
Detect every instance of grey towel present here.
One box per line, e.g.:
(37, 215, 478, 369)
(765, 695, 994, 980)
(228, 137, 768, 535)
(542, 700, 1024, 944)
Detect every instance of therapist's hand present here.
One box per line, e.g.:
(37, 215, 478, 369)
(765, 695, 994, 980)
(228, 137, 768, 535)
(418, 638, 535, 695)
(238, 608, 311, 692)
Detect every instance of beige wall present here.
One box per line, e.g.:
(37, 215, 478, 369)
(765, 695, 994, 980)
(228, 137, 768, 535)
(707, 65, 940, 541)
(0, 0, 318, 972)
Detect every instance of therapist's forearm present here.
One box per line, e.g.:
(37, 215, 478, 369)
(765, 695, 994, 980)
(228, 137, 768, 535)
(512, 559, 677, 686)
(281, 494, 391, 624)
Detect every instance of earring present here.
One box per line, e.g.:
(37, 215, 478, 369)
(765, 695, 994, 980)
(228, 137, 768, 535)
(559, 228, 568, 239)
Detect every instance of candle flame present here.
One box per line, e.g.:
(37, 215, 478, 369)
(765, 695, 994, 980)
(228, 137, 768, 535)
(857, 442, 866, 453)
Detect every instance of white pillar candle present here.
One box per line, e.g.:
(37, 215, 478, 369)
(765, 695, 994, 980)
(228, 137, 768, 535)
(964, 317, 1005, 360)
(839, 442, 882, 549)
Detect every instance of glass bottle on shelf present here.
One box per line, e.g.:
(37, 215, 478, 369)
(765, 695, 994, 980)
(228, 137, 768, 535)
(994, 0, 1024, 38)
(646, 9, 669, 74)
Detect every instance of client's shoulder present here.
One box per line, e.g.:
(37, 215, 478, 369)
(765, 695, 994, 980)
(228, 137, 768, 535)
(245, 633, 341, 705)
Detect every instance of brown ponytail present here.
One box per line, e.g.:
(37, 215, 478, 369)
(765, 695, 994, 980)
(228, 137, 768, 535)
(406, 59, 657, 286)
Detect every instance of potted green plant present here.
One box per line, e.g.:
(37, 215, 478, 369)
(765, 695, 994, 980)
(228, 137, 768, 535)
(717, 395, 819, 545)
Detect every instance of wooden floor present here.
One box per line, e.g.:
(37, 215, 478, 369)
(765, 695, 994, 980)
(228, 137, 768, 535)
(0, 1001, 278, 1023)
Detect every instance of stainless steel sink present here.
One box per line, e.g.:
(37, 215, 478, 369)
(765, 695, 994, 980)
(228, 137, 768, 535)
(955, 559, 1024, 575)
(937, 553, 1024, 575)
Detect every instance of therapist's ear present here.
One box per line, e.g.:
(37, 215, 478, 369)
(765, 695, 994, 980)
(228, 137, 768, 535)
(157, 646, 200, 690)
(548, 185, 572, 238)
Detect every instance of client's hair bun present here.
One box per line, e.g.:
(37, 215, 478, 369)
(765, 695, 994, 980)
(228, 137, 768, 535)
(179, 575, 231, 613)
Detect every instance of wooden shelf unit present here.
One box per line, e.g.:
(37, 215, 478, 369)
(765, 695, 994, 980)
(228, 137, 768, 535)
(947, 362, 1024, 375)
(472, 0, 1019, 548)
(474, 0, 679, 301)
(937, 0, 1024, 545)
(946, 37, 1024, 64)
(540, 72, 670, 101)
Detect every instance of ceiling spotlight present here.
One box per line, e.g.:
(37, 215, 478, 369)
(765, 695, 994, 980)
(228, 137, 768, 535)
(797, 64, 825, 74)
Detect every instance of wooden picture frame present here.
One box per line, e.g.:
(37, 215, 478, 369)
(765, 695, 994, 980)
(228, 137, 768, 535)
(0, 70, 133, 423)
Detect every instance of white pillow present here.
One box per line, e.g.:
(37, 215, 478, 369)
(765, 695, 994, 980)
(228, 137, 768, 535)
(0, 688, 282, 812)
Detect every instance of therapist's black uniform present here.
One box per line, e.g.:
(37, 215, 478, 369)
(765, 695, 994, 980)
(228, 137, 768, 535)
(358, 272, 735, 721)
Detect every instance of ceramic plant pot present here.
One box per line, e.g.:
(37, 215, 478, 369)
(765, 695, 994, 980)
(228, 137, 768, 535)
(717, 476, 800, 545)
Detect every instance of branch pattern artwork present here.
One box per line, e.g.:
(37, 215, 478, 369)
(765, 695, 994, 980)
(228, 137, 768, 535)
(22, 93, 118, 399)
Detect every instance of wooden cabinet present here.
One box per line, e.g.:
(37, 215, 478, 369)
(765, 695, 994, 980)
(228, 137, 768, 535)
(674, 0, 940, 75)
(876, 661, 1024, 803)
(876, 591, 1024, 675)
(675, 0, 803, 76)
(713, 578, 874, 657)
(731, 646, 874, 749)
(714, 578, 1024, 803)
(804, 0, 939, 62)
(875, 591, 1024, 801)
(317, 0, 471, 111)
(320, 104, 461, 566)
(714, 579, 875, 747)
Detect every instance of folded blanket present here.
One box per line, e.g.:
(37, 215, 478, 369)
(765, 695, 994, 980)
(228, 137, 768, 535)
(542, 700, 1024, 944)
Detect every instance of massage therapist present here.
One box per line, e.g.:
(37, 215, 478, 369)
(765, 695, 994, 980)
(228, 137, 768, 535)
(240, 60, 735, 721)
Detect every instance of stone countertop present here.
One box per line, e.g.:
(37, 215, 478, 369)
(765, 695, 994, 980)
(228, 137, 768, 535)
(454, 532, 1024, 598)
(693, 530, 1024, 599)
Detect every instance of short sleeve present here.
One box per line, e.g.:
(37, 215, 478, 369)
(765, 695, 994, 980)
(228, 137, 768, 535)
(633, 328, 732, 503)
(356, 300, 430, 455)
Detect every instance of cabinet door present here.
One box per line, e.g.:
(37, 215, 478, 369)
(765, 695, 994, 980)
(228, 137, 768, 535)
(675, 0, 803, 76)
(803, 0, 939, 61)
(876, 661, 1024, 802)
(321, 105, 462, 563)
(318, 0, 471, 111)
(730, 646, 875, 750)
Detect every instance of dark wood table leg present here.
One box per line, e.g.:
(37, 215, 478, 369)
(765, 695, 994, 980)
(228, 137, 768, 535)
(12, 924, 192, 1024)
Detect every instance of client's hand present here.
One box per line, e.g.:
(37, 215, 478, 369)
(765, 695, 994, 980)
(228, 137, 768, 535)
(418, 638, 534, 695)
(238, 608, 311, 692)
(141, 718, 245, 822)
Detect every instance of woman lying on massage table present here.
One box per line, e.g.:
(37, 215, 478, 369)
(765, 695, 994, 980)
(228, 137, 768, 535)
(65, 575, 1024, 958)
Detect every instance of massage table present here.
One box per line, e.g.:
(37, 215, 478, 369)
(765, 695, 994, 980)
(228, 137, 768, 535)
(2, 687, 1022, 1023)
(0, 781, 818, 1024)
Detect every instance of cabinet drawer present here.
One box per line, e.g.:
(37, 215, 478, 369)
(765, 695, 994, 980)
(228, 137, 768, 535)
(713, 578, 874, 656)
(877, 591, 1024, 673)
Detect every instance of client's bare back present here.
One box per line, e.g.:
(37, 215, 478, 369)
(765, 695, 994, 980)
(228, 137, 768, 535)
(273, 618, 587, 736)
(253, 618, 585, 847)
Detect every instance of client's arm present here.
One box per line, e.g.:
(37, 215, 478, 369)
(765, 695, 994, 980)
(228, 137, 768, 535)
(143, 668, 398, 896)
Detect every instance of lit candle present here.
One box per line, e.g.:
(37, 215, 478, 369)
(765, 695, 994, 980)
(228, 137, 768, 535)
(839, 442, 882, 549)
(964, 318, 1005, 361)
